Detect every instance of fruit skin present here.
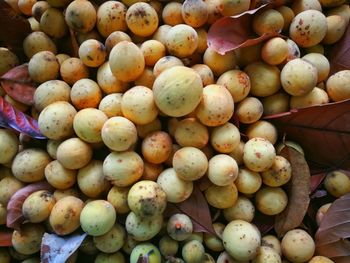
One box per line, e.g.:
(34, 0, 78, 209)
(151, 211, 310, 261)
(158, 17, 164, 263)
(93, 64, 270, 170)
(326, 70, 350, 102)
(11, 148, 51, 183)
(255, 186, 288, 216)
(289, 10, 327, 47)
(49, 196, 84, 235)
(0, 129, 19, 164)
(167, 213, 193, 241)
(109, 41, 145, 82)
(222, 219, 261, 261)
(252, 246, 281, 263)
(65, 0, 97, 33)
(281, 229, 315, 263)
(153, 66, 203, 117)
(182, 240, 205, 263)
(130, 243, 161, 263)
(281, 58, 318, 96)
(126, 212, 163, 241)
(93, 223, 126, 253)
(127, 180, 167, 218)
(159, 235, 179, 257)
(243, 137, 276, 173)
(80, 200, 116, 236)
(22, 190, 55, 223)
(12, 223, 45, 255)
(324, 170, 350, 197)
(103, 151, 144, 187)
(157, 168, 193, 203)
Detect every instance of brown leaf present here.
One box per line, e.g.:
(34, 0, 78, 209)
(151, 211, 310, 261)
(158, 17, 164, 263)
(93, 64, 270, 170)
(0, 0, 31, 60)
(0, 64, 36, 105)
(0, 229, 12, 247)
(164, 185, 215, 234)
(207, 5, 280, 55)
(329, 21, 350, 75)
(274, 146, 311, 237)
(7, 181, 54, 229)
(41, 232, 87, 263)
(315, 193, 350, 262)
(265, 100, 350, 171)
(252, 212, 274, 235)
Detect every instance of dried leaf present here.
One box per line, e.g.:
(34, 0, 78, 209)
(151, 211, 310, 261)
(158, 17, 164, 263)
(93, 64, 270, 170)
(41, 232, 87, 263)
(7, 181, 54, 229)
(0, 229, 12, 247)
(0, 0, 31, 60)
(0, 96, 46, 139)
(265, 100, 350, 171)
(207, 5, 278, 55)
(164, 185, 215, 234)
(315, 193, 350, 261)
(329, 21, 350, 75)
(0, 64, 36, 105)
(274, 146, 311, 237)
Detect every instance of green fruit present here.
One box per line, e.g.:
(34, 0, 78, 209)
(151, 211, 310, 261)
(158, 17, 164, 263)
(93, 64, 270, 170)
(130, 243, 161, 263)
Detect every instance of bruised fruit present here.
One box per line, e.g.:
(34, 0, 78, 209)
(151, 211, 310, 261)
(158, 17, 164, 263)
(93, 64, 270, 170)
(22, 190, 55, 223)
(12, 223, 45, 255)
(80, 200, 116, 236)
(255, 186, 288, 215)
(93, 223, 126, 253)
(289, 10, 327, 47)
(130, 243, 161, 263)
(182, 240, 205, 263)
(49, 196, 84, 235)
(127, 180, 167, 217)
(125, 211, 163, 241)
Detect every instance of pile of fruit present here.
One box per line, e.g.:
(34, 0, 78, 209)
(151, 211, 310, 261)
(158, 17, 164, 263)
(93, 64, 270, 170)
(0, 0, 350, 262)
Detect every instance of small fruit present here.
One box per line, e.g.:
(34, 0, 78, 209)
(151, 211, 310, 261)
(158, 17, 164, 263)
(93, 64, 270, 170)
(80, 200, 116, 236)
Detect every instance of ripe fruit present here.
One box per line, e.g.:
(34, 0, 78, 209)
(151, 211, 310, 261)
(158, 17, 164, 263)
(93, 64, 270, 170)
(80, 200, 116, 236)
(222, 219, 261, 261)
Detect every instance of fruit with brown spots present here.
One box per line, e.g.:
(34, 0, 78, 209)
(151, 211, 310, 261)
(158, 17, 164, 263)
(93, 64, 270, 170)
(49, 196, 84, 235)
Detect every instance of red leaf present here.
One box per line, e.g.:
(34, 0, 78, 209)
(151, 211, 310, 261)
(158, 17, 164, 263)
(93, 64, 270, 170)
(311, 173, 327, 194)
(7, 181, 54, 229)
(0, 96, 46, 139)
(0, 0, 31, 60)
(0, 64, 36, 105)
(315, 193, 350, 261)
(274, 146, 311, 237)
(265, 100, 350, 171)
(207, 4, 287, 55)
(164, 186, 215, 234)
(41, 232, 87, 263)
(329, 21, 350, 75)
(0, 229, 12, 247)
